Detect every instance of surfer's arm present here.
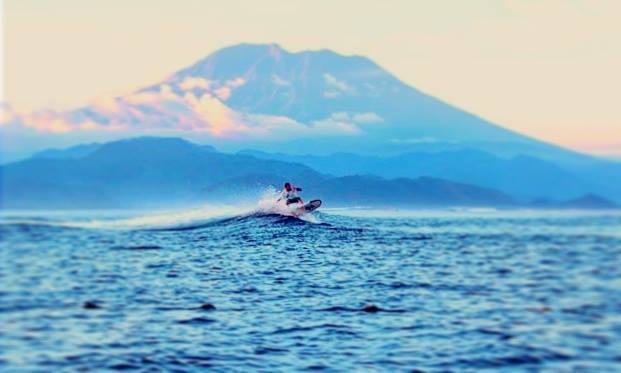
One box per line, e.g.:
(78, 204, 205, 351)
(276, 190, 286, 202)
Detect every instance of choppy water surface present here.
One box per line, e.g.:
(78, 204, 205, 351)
(1, 208, 621, 371)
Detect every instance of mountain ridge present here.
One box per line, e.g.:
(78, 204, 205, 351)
(1, 136, 519, 209)
(238, 148, 607, 201)
(12, 136, 620, 203)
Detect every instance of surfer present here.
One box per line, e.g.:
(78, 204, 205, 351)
(278, 182, 304, 205)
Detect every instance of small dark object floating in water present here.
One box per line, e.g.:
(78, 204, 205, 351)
(362, 304, 380, 313)
(110, 245, 162, 251)
(177, 317, 216, 324)
(83, 301, 101, 310)
(199, 303, 216, 311)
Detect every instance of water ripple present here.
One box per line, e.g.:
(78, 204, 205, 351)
(1, 211, 620, 370)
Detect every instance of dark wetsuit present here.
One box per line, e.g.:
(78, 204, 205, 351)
(280, 187, 303, 205)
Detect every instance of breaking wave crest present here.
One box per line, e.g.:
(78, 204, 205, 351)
(0, 187, 322, 231)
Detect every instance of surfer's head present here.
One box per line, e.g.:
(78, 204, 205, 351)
(284, 182, 292, 191)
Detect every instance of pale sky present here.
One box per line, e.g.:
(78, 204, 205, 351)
(3, 0, 620, 155)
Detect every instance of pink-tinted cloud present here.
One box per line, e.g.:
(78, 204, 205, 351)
(2, 79, 369, 140)
(214, 86, 231, 101)
(226, 77, 246, 88)
(179, 76, 212, 91)
(0, 103, 17, 125)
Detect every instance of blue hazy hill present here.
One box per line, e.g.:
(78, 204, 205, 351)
(1, 137, 320, 208)
(203, 174, 515, 208)
(1, 137, 525, 209)
(238, 149, 620, 202)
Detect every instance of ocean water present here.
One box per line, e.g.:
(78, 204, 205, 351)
(1, 206, 621, 371)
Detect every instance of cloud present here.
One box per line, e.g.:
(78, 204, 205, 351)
(25, 109, 128, 133)
(158, 84, 178, 100)
(77, 119, 104, 131)
(43, 119, 72, 133)
(390, 137, 442, 144)
(323, 73, 357, 99)
(214, 86, 231, 101)
(186, 92, 248, 136)
(206, 77, 246, 101)
(330, 112, 350, 121)
(271, 74, 291, 86)
(323, 73, 353, 93)
(179, 76, 211, 91)
(323, 73, 347, 91)
(323, 91, 340, 99)
(21, 110, 84, 133)
(352, 112, 383, 124)
(231, 114, 361, 139)
(124, 91, 161, 105)
(225, 77, 246, 88)
(91, 97, 120, 115)
(323, 111, 383, 125)
(242, 114, 307, 139)
(3, 79, 368, 140)
(0, 103, 16, 125)
(310, 113, 361, 136)
(312, 119, 360, 135)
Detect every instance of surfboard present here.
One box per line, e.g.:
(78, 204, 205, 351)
(303, 199, 322, 213)
(290, 199, 321, 216)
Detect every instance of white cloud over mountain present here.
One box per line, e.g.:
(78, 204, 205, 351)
(1, 76, 378, 140)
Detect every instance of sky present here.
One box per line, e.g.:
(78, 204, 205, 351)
(2, 0, 620, 156)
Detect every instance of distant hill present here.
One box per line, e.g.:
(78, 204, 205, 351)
(31, 142, 218, 161)
(530, 194, 618, 209)
(31, 143, 104, 160)
(1, 137, 321, 208)
(238, 149, 620, 202)
(1, 137, 517, 209)
(557, 194, 618, 209)
(202, 173, 515, 207)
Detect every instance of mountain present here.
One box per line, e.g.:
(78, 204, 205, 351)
(30, 142, 217, 160)
(171, 44, 520, 139)
(556, 194, 619, 209)
(2, 43, 619, 203)
(32, 143, 103, 160)
(203, 174, 514, 207)
(161, 44, 597, 164)
(238, 149, 612, 201)
(2, 43, 595, 165)
(0, 137, 322, 208)
(0, 137, 516, 209)
(530, 194, 618, 209)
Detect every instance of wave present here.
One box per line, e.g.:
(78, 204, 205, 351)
(128, 188, 322, 231)
(0, 190, 323, 231)
(150, 211, 324, 232)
